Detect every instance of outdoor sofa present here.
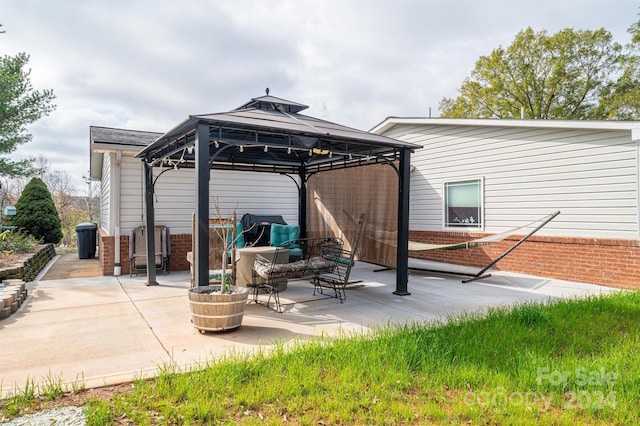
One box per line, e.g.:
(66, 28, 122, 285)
(250, 237, 353, 312)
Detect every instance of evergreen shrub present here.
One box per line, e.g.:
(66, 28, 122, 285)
(12, 177, 63, 244)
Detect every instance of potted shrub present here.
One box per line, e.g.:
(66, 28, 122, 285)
(188, 211, 249, 333)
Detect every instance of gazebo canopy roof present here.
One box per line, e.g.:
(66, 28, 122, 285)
(135, 94, 420, 174)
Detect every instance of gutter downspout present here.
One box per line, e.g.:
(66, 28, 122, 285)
(633, 128, 640, 241)
(113, 151, 122, 276)
(637, 137, 640, 240)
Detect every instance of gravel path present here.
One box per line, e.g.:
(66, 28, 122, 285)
(1, 406, 86, 425)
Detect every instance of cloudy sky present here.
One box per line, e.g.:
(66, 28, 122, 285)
(1, 0, 637, 190)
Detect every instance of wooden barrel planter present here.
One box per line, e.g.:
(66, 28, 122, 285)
(188, 286, 249, 332)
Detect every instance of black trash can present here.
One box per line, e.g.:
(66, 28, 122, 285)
(76, 222, 97, 259)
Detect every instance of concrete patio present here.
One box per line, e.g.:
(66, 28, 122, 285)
(0, 258, 618, 399)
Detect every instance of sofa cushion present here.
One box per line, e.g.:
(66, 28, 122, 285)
(270, 223, 300, 247)
(253, 255, 334, 280)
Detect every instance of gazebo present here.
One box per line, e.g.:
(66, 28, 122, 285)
(135, 94, 419, 295)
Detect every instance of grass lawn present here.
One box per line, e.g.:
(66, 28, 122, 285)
(3, 291, 639, 425)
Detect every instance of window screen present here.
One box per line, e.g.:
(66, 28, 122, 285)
(444, 179, 482, 228)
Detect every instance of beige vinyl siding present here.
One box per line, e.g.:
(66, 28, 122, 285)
(99, 154, 111, 232)
(384, 124, 638, 239)
(119, 156, 299, 234)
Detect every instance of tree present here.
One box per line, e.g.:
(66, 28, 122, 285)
(82, 172, 99, 223)
(12, 177, 62, 244)
(33, 154, 51, 180)
(0, 52, 56, 177)
(45, 170, 80, 246)
(439, 27, 639, 120)
(602, 17, 640, 120)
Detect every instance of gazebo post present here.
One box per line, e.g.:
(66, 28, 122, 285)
(394, 148, 411, 296)
(298, 167, 307, 238)
(143, 160, 158, 286)
(195, 123, 210, 287)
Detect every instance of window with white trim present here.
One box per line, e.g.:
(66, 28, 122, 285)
(444, 178, 483, 228)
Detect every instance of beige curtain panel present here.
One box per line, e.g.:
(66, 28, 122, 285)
(307, 164, 398, 268)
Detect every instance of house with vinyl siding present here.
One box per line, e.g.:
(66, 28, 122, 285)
(371, 118, 640, 288)
(91, 118, 640, 289)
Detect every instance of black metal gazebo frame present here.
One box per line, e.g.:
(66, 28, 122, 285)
(135, 94, 419, 295)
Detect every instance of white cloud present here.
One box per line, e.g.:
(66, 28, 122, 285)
(1, 0, 637, 189)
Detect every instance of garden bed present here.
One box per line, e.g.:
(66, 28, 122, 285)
(0, 244, 56, 283)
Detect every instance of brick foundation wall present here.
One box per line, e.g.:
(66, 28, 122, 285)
(169, 234, 192, 272)
(409, 230, 640, 289)
(98, 231, 193, 276)
(98, 229, 114, 276)
(99, 228, 639, 288)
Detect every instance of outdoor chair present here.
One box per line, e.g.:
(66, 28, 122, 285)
(188, 213, 239, 287)
(250, 237, 343, 312)
(227, 222, 245, 260)
(129, 225, 170, 277)
(314, 212, 365, 300)
(314, 248, 357, 301)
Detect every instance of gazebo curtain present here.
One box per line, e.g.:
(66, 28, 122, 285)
(307, 164, 399, 268)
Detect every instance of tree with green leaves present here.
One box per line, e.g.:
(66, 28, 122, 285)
(0, 51, 56, 176)
(440, 26, 640, 120)
(12, 177, 62, 244)
(606, 18, 640, 120)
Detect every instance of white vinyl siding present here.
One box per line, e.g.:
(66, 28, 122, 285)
(118, 156, 299, 235)
(119, 159, 145, 229)
(99, 154, 111, 232)
(383, 124, 638, 239)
